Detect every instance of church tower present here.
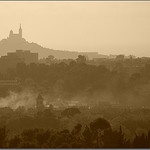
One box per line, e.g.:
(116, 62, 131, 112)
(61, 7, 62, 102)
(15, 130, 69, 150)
(19, 24, 22, 38)
(9, 30, 13, 38)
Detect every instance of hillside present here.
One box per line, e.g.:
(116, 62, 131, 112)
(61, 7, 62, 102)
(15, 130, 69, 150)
(0, 36, 104, 59)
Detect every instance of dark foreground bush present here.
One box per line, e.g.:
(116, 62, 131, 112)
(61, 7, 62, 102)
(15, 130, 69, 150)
(0, 117, 149, 148)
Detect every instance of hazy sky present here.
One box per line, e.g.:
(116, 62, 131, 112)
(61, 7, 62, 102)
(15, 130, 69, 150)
(0, 1, 150, 57)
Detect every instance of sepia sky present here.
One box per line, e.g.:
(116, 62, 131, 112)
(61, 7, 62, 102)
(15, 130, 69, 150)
(0, 1, 150, 57)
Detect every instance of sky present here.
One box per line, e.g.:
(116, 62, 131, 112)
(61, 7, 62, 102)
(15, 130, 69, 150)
(0, 1, 150, 57)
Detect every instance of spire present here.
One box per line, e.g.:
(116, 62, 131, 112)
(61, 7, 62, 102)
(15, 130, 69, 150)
(19, 24, 22, 38)
(9, 30, 13, 38)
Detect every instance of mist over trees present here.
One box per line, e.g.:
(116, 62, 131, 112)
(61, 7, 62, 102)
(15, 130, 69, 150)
(0, 55, 150, 148)
(0, 55, 150, 107)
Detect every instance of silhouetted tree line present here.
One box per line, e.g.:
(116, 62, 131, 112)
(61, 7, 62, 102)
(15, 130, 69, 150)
(0, 58, 115, 99)
(1, 56, 150, 105)
(0, 117, 149, 148)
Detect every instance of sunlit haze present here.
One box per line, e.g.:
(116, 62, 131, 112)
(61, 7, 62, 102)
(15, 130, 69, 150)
(0, 1, 150, 57)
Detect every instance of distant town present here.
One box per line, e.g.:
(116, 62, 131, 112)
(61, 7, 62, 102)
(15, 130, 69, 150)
(1, 25, 150, 75)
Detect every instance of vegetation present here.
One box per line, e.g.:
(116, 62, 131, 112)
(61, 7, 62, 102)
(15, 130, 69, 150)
(0, 117, 148, 148)
(0, 56, 150, 148)
(1, 55, 150, 108)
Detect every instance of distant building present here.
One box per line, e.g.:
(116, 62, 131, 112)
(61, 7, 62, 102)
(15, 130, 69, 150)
(0, 80, 20, 87)
(68, 101, 79, 107)
(0, 54, 23, 73)
(9, 24, 22, 39)
(80, 52, 101, 59)
(7, 50, 38, 64)
(116, 54, 125, 60)
(109, 54, 117, 59)
(98, 101, 111, 109)
(36, 94, 45, 112)
(0, 49, 38, 73)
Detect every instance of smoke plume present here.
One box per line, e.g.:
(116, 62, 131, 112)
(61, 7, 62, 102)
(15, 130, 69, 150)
(0, 89, 38, 109)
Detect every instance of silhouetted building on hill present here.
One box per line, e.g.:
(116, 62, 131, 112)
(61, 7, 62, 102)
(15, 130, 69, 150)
(9, 24, 22, 39)
(0, 50, 38, 73)
(0, 25, 109, 59)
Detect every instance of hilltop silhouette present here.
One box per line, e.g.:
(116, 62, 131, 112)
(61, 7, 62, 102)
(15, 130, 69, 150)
(0, 25, 105, 59)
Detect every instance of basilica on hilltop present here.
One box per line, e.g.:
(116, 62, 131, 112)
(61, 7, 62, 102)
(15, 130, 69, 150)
(0, 24, 101, 60)
(8, 24, 22, 39)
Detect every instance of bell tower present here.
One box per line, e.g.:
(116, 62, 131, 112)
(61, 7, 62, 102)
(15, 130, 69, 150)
(9, 30, 13, 38)
(19, 24, 22, 38)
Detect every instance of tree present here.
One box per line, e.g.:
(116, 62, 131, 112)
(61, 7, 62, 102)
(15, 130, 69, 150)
(61, 107, 81, 117)
(76, 55, 86, 64)
(0, 126, 8, 148)
(82, 125, 92, 148)
(90, 118, 111, 132)
(8, 135, 21, 148)
(90, 118, 111, 148)
(46, 55, 55, 64)
(133, 133, 149, 148)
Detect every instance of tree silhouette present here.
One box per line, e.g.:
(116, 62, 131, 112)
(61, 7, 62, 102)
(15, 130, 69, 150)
(0, 126, 8, 148)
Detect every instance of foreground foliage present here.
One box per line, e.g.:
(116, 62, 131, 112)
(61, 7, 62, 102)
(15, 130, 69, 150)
(0, 117, 150, 148)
